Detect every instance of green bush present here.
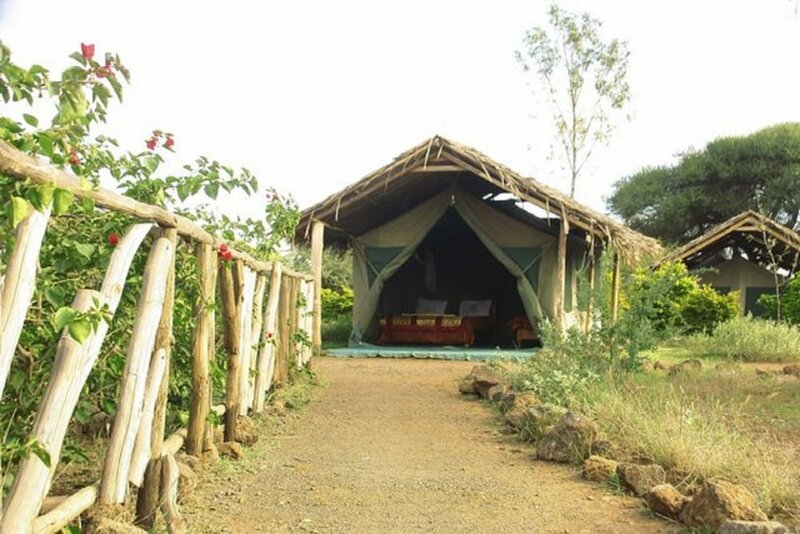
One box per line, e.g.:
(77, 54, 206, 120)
(688, 316, 800, 362)
(321, 287, 353, 316)
(321, 314, 351, 346)
(629, 262, 739, 334)
(759, 276, 800, 323)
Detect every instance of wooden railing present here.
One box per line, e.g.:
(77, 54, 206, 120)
(0, 140, 315, 533)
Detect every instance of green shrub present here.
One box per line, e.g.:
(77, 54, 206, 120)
(321, 287, 353, 316)
(759, 276, 800, 323)
(629, 262, 739, 334)
(321, 314, 351, 346)
(688, 316, 800, 362)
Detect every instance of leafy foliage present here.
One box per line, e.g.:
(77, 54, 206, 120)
(628, 262, 739, 334)
(516, 3, 630, 197)
(687, 315, 800, 362)
(608, 123, 800, 244)
(759, 276, 800, 324)
(0, 42, 299, 495)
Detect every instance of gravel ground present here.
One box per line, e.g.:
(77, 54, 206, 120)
(181, 357, 678, 533)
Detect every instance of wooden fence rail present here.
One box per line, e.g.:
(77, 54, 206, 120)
(0, 140, 314, 533)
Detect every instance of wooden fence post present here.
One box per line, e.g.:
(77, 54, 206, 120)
(0, 206, 50, 399)
(291, 277, 302, 369)
(0, 224, 152, 532)
(129, 348, 167, 486)
(134, 229, 178, 527)
(583, 240, 596, 335)
(237, 267, 257, 414)
(248, 274, 267, 411)
(221, 260, 243, 442)
(310, 221, 324, 355)
(274, 274, 292, 386)
(100, 235, 174, 505)
(254, 262, 281, 412)
(186, 243, 216, 456)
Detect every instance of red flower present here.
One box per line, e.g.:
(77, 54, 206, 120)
(96, 65, 114, 78)
(67, 148, 80, 166)
(146, 137, 157, 151)
(223, 250, 233, 261)
(266, 332, 273, 339)
(108, 233, 120, 246)
(217, 243, 233, 261)
(218, 243, 229, 253)
(81, 43, 95, 61)
(164, 136, 174, 149)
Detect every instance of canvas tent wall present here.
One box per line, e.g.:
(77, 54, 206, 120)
(350, 185, 586, 342)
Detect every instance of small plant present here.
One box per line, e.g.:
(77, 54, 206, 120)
(687, 315, 800, 362)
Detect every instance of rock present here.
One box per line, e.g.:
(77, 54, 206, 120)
(783, 364, 800, 377)
(669, 359, 703, 377)
(645, 483, 686, 518)
(755, 368, 780, 378)
(583, 455, 618, 483)
(653, 360, 672, 371)
(536, 412, 598, 463)
(202, 441, 220, 464)
(718, 520, 791, 534)
(218, 441, 243, 460)
(487, 384, 507, 402)
(503, 393, 541, 428)
(514, 403, 567, 441)
(86, 518, 146, 534)
(235, 415, 259, 446)
(470, 365, 510, 398)
(177, 462, 197, 499)
(616, 463, 666, 496)
(458, 377, 478, 395)
(213, 425, 224, 444)
(679, 479, 768, 530)
(497, 390, 517, 412)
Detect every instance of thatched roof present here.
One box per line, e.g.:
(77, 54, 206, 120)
(297, 135, 662, 264)
(660, 210, 800, 272)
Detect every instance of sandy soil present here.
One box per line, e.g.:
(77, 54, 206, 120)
(182, 357, 679, 533)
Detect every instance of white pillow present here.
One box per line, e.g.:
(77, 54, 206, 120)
(459, 299, 492, 317)
(416, 298, 447, 315)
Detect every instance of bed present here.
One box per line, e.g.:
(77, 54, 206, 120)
(377, 298, 494, 346)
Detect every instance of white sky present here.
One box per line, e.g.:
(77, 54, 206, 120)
(1, 0, 799, 221)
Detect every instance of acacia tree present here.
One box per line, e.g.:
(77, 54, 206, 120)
(517, 3, 631, 198)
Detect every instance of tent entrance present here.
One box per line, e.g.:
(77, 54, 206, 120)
(373, 208, 533, 348)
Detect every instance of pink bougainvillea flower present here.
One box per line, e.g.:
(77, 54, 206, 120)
(81, 43, 95, 61)
(146, 137, 157, 151)
(223, 250, 233, 261)
(164, 136, 174, 149)
(107, 233, 120, 246)
(219, 243, 229, 253)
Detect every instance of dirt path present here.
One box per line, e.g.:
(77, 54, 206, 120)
(182, 357, 677, 533)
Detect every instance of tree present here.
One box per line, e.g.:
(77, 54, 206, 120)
(516, 3, 630, 198)
(608, 123, 800, 244)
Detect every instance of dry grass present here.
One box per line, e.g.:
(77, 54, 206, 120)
(583, 363, 800, 518)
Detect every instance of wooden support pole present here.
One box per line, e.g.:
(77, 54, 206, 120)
(291, 277, 302, 369)
(32, 483, 99, 534)
(554, 218, 568, 330)
(610, 251, 621, 324)
(0, 206, 50, 399)
(237, 267, 257, 414)
(0, 224, 152, 532)
(583, 245, 596, 335)
(310, 221, 324, 355)
(221, 261, 243, 442)
(100, 235, 174, 505)
(186, 243, 216, 456)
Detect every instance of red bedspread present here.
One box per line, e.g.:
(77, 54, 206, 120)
(378, 315, 489, 346)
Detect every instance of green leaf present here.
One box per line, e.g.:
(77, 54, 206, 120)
(11, 196, 31, 227)
(68, 318, 92, 343)
(44, 286, 66, 308)
(22, 113, 38, 127)
(28, 440, 51, 467)
(53, 188, 73, 215)
(36, 132, 55, 159)
(79, 196, 95, 214)
(74, 242, 95, 260)
(204, 182, 220, 199)
(31, 184, 54, 211)
(53, 306, 77, 331)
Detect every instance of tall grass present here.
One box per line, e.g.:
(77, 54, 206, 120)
(686, 316, 800, 362)
(584, 371, 800, 516)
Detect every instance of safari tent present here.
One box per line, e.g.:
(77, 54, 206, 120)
(661, 211, 800, 316)
(298, 136, 661, 355)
